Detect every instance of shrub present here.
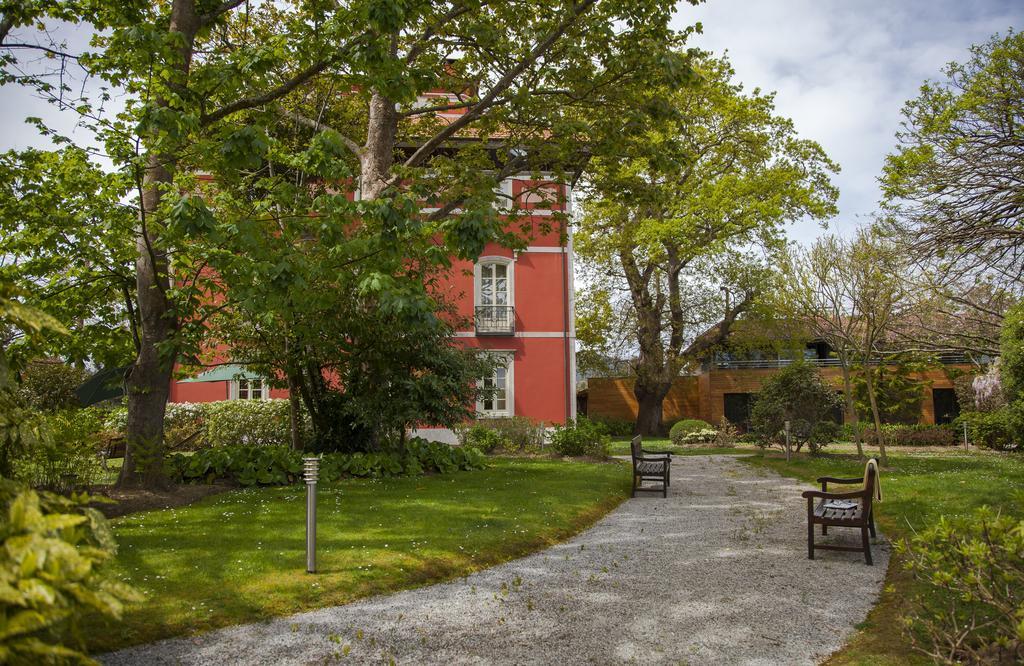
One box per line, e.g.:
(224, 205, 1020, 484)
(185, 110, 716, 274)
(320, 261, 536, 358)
(861, 424, 956, 447)
(589, 417, 634, 437)
(0, 479, 141, 663)
(898, 507, 1024, 664)
(749, 361, 841, 454)
(163, 402, 206, 451)
(957, 409, 1019, 451)
(468, 417, 546, 454)
(462, 425, 505, 453)
(1000, 300, 1024, 402)
(549, 417, 609, 457)
(11, 408, 106, 491)
(169, 438, 485, 485)
(17, 359, 88, 411)
(672, 428, 718, 447)
(669, 419, 713, 437)
(204, 399, 305, 448)
(713, 419, 739, 448)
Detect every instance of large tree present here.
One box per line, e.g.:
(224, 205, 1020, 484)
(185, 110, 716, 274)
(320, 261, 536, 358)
(777, 235, 868, 459)
(575, 53, 838, 434)
(881, 30, 1024, 356)
(1, 0, 692, 487)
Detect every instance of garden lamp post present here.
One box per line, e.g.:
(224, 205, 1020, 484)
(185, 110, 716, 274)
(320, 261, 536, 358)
(303, 456, 319, 573)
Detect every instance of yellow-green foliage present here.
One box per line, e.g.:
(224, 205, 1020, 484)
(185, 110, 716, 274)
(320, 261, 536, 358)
(0, 480, 141, 664)
(899, 507, 1024, 664)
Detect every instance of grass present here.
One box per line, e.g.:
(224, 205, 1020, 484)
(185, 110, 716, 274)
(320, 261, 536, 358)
(87, 457, 630, 653)
(606, 436, 757, 456)
(739, 448, 1024, 665)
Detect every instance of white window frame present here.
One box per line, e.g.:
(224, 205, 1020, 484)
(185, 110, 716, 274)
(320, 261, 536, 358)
(229, 377, 269, 400)
(493, 178, 513, 211)
(474, 256, 515, 308)
(477, 351, 514, 417)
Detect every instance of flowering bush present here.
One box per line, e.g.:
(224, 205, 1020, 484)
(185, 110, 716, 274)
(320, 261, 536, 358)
(669, 419, 715, 446)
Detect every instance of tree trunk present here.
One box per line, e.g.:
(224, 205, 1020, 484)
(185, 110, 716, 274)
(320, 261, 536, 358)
(119, 159, 177, 489)
(839, 361, 865, 459)
(863, 364, 888, 464)
(118, 0, 200, 489)
(360, 91, 398, 200)
(634, 379, 671, 436)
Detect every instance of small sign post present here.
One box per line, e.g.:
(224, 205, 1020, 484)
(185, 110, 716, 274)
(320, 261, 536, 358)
(303, 456, 319, 573)
(783, 420, 792, 462)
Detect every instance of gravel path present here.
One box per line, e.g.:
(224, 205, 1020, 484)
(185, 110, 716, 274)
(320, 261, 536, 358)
(102, 455, 888, 665)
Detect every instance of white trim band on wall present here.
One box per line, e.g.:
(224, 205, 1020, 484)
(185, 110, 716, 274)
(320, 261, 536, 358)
(455, 331, 574, 338)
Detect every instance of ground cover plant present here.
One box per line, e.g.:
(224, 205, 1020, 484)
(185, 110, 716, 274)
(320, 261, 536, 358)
(84, 458, 630, 652)
(740, 449, 1024, 665)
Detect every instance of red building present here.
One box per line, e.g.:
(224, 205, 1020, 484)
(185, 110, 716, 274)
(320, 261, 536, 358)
(169, 174, 578, 443)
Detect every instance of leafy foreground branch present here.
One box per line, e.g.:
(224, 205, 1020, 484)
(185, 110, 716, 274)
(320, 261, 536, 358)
(899, 508, 1024, 665)
(0, 480, 141, 665)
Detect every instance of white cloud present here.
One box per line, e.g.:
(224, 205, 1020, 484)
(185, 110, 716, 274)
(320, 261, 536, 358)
(673, 0, 1023, 242)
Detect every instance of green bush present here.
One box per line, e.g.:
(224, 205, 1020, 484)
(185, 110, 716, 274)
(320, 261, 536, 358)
(749, 361, 841, 454)
(669, 419, 713, 437)
(10, 408, 106, 491)
(169, 438, 485, 486)
(898, 507, 1024, 664)
(463, 425, 505, 453)
(853, 424, 956, 447)
(589, 417, 634, 437)
(17, 360, 88, 411)
(549, 417, 609, 457)
(204, 399, 307, 448)
(956, 409, 1019, 451)
(0, 479, 141, 663)
(459, 417, 546, 454)
(1000, 301, 1024, 403)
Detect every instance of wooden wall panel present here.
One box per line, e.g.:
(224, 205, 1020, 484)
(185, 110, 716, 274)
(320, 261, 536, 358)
(587, 364, 972, 427)
(587, 377, 702, 423)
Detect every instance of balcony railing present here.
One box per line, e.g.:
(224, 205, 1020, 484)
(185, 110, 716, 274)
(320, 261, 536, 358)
(713, 352, 971, 370)
(475, 305, 515, 336)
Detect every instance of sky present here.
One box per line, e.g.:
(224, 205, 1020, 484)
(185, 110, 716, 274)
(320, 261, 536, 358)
(678, 0, 1023, 242)
(1, 1, 1021, 246)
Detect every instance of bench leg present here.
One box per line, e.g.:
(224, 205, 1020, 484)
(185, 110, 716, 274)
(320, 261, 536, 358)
(631, 473, 637, 498)
(821, 524, 828, 536)
(861, 526, 873, 565)
(662, 471, 668, 498)
(868, 509, 877, 538)
(806, 500, 815, 560)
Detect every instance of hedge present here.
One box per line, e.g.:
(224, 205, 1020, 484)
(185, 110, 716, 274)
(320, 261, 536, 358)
(105, 399, 311, 450)
(841, 423, 956, 447)
(168, 438, 486, 486)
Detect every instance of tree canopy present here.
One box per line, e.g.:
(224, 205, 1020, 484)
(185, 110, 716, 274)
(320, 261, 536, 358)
(1, 0, 696, 487)
(575, 52, 839, 434)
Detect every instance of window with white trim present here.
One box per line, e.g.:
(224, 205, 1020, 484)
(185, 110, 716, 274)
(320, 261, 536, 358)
(479, 262, 510, 306)
(230, 378, 269, 400)
(477, 352, 513, 416)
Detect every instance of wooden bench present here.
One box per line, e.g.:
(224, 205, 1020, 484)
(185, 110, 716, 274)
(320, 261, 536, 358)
(801, 460, 879, 565)
(630, 435, 672, 498)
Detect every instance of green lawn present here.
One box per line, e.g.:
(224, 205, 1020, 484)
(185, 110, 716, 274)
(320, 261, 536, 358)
(606, 436, 757, 456)
(740, 449, 1024, 665)
(87, 457, 630, 653)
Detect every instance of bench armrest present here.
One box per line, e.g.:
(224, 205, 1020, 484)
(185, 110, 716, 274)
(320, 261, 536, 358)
(802, 489, 866, 500)
(816, 476, 864, 485)
(641, 449, 673, 457)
